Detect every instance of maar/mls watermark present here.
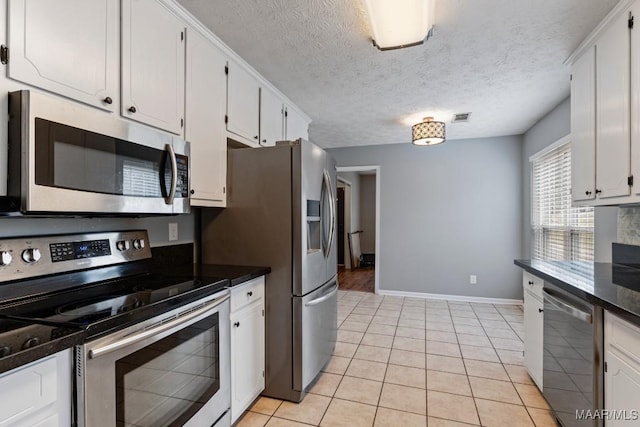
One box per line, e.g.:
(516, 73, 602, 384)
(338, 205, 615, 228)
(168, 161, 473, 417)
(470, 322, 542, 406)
(576, 409, 639, 421)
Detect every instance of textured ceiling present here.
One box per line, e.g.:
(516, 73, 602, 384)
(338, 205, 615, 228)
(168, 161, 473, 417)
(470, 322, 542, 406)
(177, 0, 618, 148)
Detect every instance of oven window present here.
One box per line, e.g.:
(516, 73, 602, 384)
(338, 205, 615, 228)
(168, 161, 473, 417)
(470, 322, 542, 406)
(115, 313, 220, 427)
(35, 118, 171, 197)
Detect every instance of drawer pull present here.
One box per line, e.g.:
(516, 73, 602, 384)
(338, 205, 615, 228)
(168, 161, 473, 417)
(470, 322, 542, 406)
(234, 322, 240, 327)
(247, 291, 253, 297)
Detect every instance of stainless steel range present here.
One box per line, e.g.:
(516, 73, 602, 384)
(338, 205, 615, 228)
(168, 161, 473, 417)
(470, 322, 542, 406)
(0, 230, 230, 427)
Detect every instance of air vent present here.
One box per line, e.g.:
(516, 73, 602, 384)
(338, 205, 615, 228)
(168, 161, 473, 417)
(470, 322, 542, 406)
(452, 112, 471, 123)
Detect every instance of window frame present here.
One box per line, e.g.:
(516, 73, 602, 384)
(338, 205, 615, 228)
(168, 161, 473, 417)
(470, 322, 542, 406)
(530, 135, 594, 262)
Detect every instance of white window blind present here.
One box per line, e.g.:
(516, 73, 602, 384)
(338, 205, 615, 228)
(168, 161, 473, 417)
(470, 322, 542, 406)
(531, 142, 594, 261)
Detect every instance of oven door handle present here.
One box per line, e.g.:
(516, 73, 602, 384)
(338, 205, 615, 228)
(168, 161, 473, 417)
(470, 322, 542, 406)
(88, 294, 228, 359)
(543, 290, 592, 324)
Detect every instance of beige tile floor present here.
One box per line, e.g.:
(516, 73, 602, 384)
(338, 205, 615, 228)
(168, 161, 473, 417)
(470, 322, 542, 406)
(236, 290, 556, 427)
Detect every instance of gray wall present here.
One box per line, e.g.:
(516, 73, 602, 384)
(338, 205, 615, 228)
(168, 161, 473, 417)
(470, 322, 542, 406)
(0, 214, 195, 247)
(329, 135, 523, 300)
(521, 97, 617, 262)
(359, 175, 376, 253)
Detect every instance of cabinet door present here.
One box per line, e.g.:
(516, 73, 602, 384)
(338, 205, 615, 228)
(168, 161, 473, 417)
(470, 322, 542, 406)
(185, 29, 226, 206)
(605, 351, 640, 426)
(571, 47, 596, 202)
(122, 0, 185, 134)
(230, 301, 265, 423)
(227, 61, 260, 144)
(285, 106, 310, 141)
(605, 312, 640, 426)
(8, 0, 118, 111)
(523, 289, 543, 389)
(631, 5, 640, 195)
(260, 86, 284, 147)
(596, 11, 631, 199)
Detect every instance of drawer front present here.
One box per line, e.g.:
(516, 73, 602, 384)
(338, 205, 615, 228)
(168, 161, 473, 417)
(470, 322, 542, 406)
(231, 276, 265, 312)
(606, 311, 640, 365)
(522, 271, 543, 300)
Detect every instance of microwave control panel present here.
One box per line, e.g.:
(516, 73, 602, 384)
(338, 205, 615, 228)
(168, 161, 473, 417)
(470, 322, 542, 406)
(176, 154, 189, 198)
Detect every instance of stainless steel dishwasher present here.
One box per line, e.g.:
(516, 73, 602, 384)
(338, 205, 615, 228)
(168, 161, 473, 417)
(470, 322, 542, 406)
(542, 282, 603, 427)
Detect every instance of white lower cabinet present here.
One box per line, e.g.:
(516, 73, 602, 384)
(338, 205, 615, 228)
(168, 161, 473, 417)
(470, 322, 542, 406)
(230, 276, 265, 423)
(604, 311, 640, 425)
(522, 271, 544, 390)
(0, 349, 72, 426)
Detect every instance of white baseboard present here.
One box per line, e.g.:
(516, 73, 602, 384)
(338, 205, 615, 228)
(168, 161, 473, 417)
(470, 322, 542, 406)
(376, 289, 523, 306)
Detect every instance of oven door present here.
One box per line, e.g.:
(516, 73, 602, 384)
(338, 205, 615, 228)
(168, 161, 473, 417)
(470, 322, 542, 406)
(78, 293, 230, 427)
(9, 90, 190, 215)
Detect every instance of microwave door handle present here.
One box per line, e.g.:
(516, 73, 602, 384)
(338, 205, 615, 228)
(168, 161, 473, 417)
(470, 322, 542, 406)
(164, 144, 178, 205)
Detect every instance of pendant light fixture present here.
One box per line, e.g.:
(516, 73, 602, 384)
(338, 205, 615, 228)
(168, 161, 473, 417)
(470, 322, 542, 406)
(364, 0, 435, 51)
(412, 117, 445, 146)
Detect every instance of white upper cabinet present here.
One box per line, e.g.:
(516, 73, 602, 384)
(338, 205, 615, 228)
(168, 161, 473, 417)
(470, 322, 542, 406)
(7, 0, 118, 111)
(570, 47, 596, 203)
(569, 1, 638, 206)
(185, 28, 227, 206)
(595, 10, 631, 199)
(284, 105, 310, 141)
(122, 0, 185, 135)
(260, 86, 284, 147)
(227, 60, 260, 145)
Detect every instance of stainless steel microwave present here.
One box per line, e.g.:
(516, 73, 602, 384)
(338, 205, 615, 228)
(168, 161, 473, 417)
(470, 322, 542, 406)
(7, 90, 190, 215)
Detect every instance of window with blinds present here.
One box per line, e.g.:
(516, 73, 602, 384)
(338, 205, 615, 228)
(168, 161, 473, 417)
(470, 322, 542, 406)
(531, 142, 594, 261)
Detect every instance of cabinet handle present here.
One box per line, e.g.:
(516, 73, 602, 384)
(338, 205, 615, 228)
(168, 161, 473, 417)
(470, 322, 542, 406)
(528, 281, 534, 285)
(585, 190, 592, 196)
(254, 135, 259, 140)
(247, 291, 253, 297)
(128, 106, 137, 113)
(538, 308, 544, 313)
(262, 139, 267, 143)
(234, 322, 240, 327)
(190, 189, 195, 195)
(595, 189, 602, 194)
(103, 96, 113, 105)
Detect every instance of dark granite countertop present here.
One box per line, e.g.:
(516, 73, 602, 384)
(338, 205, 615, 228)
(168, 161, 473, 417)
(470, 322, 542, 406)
(0, 319, 85, 374)
(194, 264, 270, 287)
(514, 259, 640, 327)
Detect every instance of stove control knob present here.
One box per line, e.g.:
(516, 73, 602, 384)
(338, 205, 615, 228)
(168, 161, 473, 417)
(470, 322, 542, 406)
(132, 239, 146, 250)
(21, 248, 41, 264)
(0, 251, 12, 266)
(116, 240, 130, 251)
(22, 336, 41, 349)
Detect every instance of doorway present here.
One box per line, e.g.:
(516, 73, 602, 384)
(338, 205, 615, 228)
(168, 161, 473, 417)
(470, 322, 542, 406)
(336, 166, 380, 294)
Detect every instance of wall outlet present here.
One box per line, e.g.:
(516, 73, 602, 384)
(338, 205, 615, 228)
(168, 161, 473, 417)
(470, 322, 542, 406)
(470, 275, 477, 285)
(168, 223, 179, 241)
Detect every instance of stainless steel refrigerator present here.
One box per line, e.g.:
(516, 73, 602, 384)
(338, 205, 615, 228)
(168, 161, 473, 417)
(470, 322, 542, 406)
(200, 139, 338, 402)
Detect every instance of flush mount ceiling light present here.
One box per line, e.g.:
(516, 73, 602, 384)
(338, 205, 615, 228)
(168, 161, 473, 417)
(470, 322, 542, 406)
(412, 116, 445, 146)
(364, 0, 435, 50)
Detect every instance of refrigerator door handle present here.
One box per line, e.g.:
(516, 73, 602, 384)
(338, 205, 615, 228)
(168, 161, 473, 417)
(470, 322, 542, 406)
(305, 282, 338, 307)
(322, 169, 336, 258)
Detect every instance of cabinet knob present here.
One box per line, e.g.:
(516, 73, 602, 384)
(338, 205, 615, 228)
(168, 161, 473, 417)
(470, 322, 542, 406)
(234, 322, 240, 327)
(190, 189, 195, 195)
(538, 308, 544, 313)
(103, 96, 113, 105)
(247, 291, 253, 297)
(528, 281, 534, 285)
(128, 106, 137, 113)
(595, 189, 602, 194)
(585, 190, 592, 196)
(254, 135, 258, 140)
(262, 139, 267, 143)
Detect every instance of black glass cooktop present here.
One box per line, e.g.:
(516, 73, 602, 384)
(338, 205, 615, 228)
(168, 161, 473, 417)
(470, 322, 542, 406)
(0, 273, 228, 339)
